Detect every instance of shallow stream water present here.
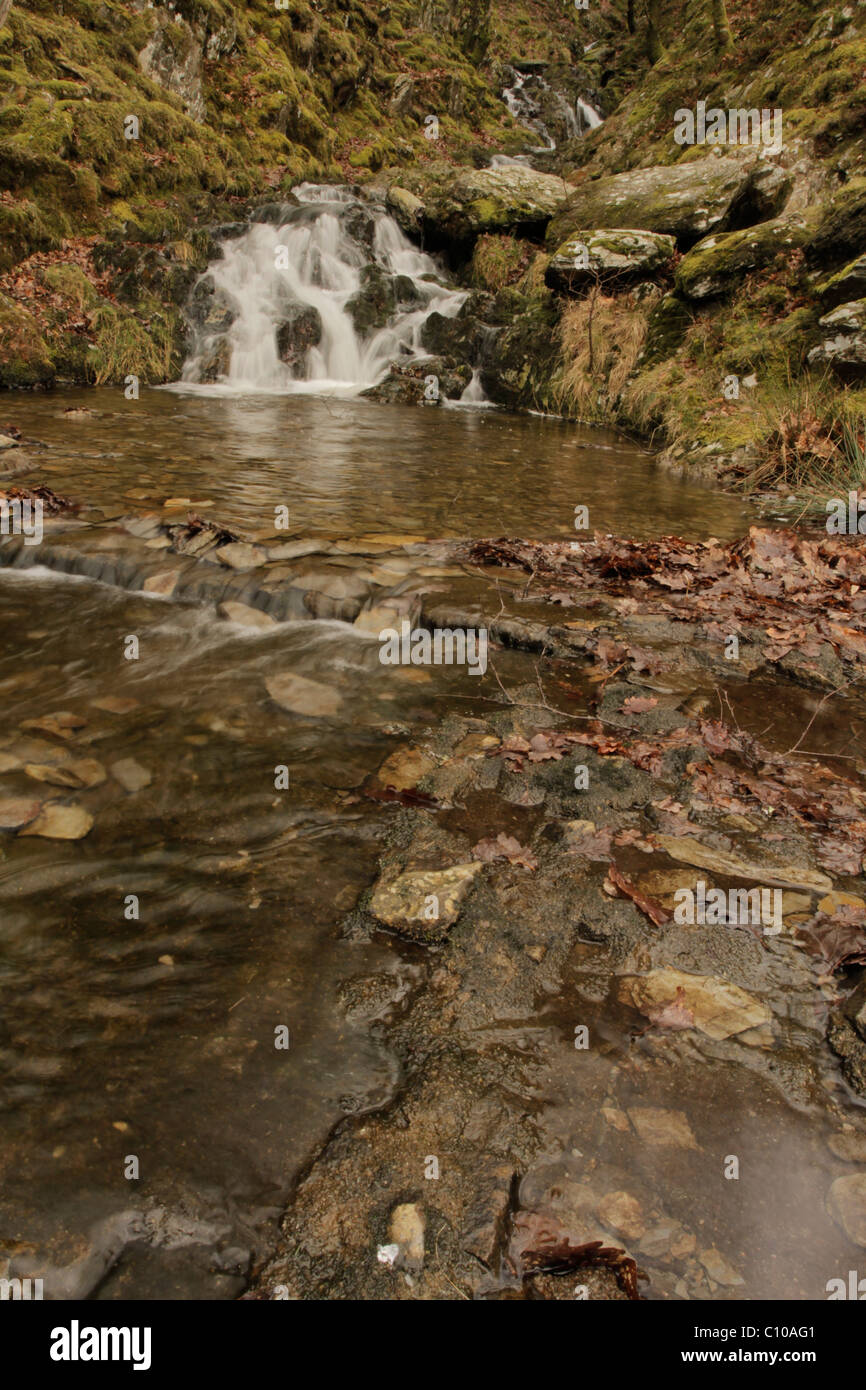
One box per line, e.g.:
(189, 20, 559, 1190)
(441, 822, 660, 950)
(1, 390, 863, 1301)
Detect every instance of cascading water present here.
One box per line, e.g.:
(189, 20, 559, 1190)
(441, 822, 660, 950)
(180, 184, 468, 396)
(500, 67, 603, 153)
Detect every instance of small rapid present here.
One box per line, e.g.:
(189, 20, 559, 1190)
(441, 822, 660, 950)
(180, 185, 467, 396)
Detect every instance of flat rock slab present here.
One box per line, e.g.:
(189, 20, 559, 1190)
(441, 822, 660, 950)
(19, 803, 93, 840)
(216, 542, 266, 570)
(620, 966, 771, 1041)
(218, 601, 277, 629)
(265, 673, 342, 717)
(655, 834, 832, 894)
(0, 796, 43, 830)
(827, 1173, 866, 1246)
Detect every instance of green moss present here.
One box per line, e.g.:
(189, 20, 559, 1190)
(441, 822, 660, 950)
(0, 292, 54, 388)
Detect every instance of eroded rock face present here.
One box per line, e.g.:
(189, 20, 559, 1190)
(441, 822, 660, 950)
(546, 157, 790, 250)
(138, 6, 237, 123)
(546, 228, 675, 293)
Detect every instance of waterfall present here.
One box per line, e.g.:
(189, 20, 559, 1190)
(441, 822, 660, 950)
(178, 185, 467, 396)
(500, 68, 603, 152)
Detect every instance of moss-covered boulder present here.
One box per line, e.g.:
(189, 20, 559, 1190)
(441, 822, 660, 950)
(816, 255, 866, 308)
(675, 214, 813, 301)
(375, 163, 570, 245)
(419, 302, 484, 362)
(362, 358, 471, 404)
(546, 228, 675, 294)
(807, 299, 866, 378)
(479, 288, 562, 410)
(547, 157, 790, 251)
(638, 293, 693, 367)
(807, 179, 866, 267)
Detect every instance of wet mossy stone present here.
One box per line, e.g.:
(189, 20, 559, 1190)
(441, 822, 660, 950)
(188, 274, 235, 332)
(345, 265, 396, 337)
(675, 214, 814, 301)
(276, 303, 322, 369)
(419, 306, 484, 363)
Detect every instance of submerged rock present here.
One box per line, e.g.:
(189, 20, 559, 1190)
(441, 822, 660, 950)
(827, 1174, 866, 1247)
(265, 672, 342, 717)
(19, 802, 93, 839)
(619, 967, 771, 1041)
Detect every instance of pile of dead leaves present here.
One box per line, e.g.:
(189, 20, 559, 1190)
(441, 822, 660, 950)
(461, 528, 866, 680)
(0, 484, 77, 515)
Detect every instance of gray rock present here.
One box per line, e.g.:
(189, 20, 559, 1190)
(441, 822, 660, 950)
(547, 157, 790, 250)
(546, 228, 675, 293)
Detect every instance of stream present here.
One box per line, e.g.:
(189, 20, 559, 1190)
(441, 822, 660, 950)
(1, 193, 865, 1303)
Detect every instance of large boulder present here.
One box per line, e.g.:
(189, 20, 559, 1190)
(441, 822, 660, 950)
(545, 228, 675, 293)
(376, 164, 570, 245)
(807, 299, 866, 377)
(674, 213, 813, 300)
(546, 157, 790, 250)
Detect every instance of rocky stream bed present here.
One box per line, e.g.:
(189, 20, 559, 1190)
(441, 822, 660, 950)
(2, 398, 866, 1300)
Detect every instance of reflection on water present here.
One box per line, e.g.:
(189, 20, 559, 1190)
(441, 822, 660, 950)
(6, 388, 759, 542)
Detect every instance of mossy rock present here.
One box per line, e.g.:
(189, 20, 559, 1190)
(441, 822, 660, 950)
(346, 265, 396, 337)
(546, 228, 675, 294)
(816, 254, 866, 308)
(546, 158, 790, 251)
(479, 288, 562, 410)
(375, 164, 569, 246)
(808, 179, 866, 267)
(675, 214, 815, 301)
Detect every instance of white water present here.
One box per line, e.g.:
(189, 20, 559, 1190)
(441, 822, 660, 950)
(501, 68, 603, 152)
(179, 185, 467, 397)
